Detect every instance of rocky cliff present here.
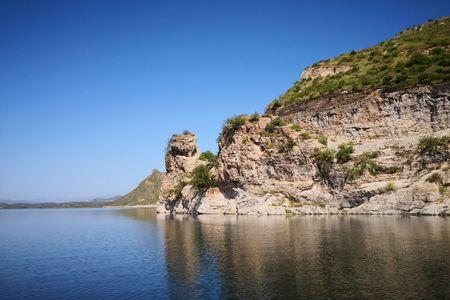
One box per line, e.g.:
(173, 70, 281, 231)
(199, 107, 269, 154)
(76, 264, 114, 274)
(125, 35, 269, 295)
(157, 82, 449, 215)
(154, 17, 450, 216)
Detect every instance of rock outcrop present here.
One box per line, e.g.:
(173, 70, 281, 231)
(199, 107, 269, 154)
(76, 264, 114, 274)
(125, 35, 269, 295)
(300, 65, 351, 81)
(157, 83, 450, 216)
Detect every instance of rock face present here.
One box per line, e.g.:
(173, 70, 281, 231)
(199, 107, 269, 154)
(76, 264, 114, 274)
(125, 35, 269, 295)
(274, 83, 450, 142)
(300, 65, 351, 81)
(157, 83, 450, 216)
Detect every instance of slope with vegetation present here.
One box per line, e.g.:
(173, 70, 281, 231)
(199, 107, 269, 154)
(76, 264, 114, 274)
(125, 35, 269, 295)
(110, 170, 163, 206)
(267, 16, 450, 111)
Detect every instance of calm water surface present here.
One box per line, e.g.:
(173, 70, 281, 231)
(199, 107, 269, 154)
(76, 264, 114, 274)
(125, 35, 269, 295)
(0, 208, 449, 299)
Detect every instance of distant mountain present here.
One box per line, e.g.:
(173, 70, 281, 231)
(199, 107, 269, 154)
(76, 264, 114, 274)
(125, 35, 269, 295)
(0, 195, 122, 209)
(91, 195, 122, 203)
(108, 170, 163, 206)
(0, 201, 104, 209)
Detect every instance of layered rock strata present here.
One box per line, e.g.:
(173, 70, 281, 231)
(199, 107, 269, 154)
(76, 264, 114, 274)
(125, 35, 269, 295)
(157, 83, 450, 215)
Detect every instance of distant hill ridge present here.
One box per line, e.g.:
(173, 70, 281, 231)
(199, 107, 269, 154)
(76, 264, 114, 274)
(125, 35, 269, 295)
(109, 170, 163, 206)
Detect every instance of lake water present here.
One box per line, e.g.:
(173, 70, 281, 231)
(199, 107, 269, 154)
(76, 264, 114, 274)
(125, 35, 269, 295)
(1, 208, 449, 299)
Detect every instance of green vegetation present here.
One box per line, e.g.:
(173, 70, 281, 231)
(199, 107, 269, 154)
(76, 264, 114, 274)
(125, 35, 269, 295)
(347, 151, 381, 180)
(426, 173, 448, 195)
(267, 17, 450, 110)
(291, 124, 302, 132)
(288, 200, 326, 208)
(249, 112, 260, 122)
(336, 143, 354, 164)
(300, 131, 312, 140)
(379, 182, 396, 193)
(190, 165, 218, 190)
(418, 135, 450, 155)
(426, 173, 444, 185)
(110, 170, 163, 206)
(313, 148, 336, 178)
(199, 151, 218, 167)
(168, 181, 187, 200)
(285, 137, 296, 151)
(221, 115, 247, 138)
(265, 117, 287, 133)
(317, 134, 328, 146)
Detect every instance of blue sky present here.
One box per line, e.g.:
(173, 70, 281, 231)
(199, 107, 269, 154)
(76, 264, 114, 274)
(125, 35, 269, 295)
(1, 0, 449, 202)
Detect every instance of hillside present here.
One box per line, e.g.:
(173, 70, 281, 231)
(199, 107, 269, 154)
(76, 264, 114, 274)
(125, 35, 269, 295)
(109, 170, 163, 206)
(267, 16, 450, 111)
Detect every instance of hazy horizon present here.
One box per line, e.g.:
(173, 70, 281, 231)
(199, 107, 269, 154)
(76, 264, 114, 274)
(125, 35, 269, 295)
(1, 0, 450, 201)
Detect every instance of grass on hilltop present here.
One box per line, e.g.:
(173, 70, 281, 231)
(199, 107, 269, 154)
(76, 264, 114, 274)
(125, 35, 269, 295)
(267, 17, 450, 111)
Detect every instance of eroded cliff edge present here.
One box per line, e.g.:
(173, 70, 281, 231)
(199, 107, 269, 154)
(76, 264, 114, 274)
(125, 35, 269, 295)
(157, 83, 450, 215)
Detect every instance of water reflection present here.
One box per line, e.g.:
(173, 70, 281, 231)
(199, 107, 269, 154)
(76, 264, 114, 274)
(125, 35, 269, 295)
(113, 207, 157, 223)
(156, 214, 450, 299)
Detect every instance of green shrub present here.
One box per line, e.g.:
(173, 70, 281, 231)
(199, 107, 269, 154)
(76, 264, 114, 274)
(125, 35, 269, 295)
(382, 75, 392, 85)
(418, 136, 450, 155)
(347, 151, 381, 180)
(336, 143, 354, 164)
(395, 74, 407, 84)
(347, 165, 365, 181)
(285, 137, 296, 151)
(169, 181, 187, 200)
(379, 182, 396, 193)
(249, 112, 260, 122)
(199, 151, 218, 167)
(265, 117, 287, 133)
(222, 116, 246, 138)
(291, 124, 302, 132)
(418, 72, 432, 84)
(383, 165, 402, 174)
(426, 173, 444, 185)
(268, 99, 282, 110)
(300, 132, 312, 140)
(406, 52, 430, 67)
(317, 134, 328, 146)
(359, 152, 381, 175)
(313, 148, 335, 178)
(431, 47, 445, 55)
(298, 158, 306, 165)
(190, 165, 218, 190)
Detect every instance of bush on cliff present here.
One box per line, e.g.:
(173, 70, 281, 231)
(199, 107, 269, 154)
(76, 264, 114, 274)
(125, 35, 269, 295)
(313, 148, 336, 178)
(265, 117, 287, 133)
(336, 143, 354, 163)
(221, 116, 247, 139)
(317, 134, 328, 146)
(346, 151, 381, 180)
(199, 151, 218, 167)
(418, 136, 450, 155)
(168, 181, 187, 200)
(190, 165, 218, 190)
(378, 182, 396, 193)
(249, 112, 260, 122)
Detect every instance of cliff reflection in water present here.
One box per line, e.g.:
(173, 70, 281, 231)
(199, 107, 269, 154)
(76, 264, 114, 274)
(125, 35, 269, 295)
(157, 214, 450, 299)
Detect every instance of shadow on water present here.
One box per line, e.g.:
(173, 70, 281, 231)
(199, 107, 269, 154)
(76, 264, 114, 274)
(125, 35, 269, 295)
(112, 207, 158, 223)
(156, 214, 450, 299)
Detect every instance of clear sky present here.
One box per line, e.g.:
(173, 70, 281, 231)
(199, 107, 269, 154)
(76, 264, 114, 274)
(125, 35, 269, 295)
(1, 0, 449, 202)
